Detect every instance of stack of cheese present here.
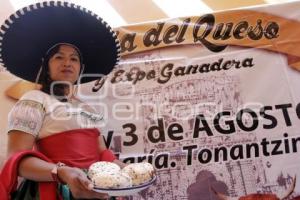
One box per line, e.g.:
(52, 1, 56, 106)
(88, 161, 155, 188)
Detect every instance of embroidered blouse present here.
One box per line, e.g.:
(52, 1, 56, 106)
(7, 90, 104, 139)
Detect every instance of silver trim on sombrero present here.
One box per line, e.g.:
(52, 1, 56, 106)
(2, 23, 9, 29)
(6, 17, 13, 24)
(19, 9, 25, 15)
(0, 0, 121, 68)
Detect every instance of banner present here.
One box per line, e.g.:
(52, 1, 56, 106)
(2, 1, 300, 199)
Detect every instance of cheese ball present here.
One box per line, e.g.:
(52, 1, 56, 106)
(121, 162, 155, 186)
(92, 171, 132, 188)
(88, 161, 120, 179)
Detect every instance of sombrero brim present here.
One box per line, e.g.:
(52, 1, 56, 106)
(0, 1, 121, 83)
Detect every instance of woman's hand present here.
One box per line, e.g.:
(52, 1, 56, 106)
(58, 166, 109, 199)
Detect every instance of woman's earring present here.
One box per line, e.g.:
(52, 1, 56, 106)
(35, 66, 43, 84)
(77, 64, 85, 84)
(80, 64, 85, 75)
(74, 64, 85, 96)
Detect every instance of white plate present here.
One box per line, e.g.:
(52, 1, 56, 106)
(93, 176, 157, 196)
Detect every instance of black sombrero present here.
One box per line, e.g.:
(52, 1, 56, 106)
(0, 1, 121, 83)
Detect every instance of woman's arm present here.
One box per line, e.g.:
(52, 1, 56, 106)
(7, 130, 109, 199)
(7, 130, 56, 182)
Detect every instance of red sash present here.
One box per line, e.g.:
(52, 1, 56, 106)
(36, 128, 101, 168)
(0, 128, 116, 200)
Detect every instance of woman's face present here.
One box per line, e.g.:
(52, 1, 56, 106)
(48, 44, 81, 84)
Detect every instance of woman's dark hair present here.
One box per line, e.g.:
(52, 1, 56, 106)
(37, 44, 83, 102)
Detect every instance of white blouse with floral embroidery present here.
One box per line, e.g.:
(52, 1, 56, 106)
(7, 90, 104, 139)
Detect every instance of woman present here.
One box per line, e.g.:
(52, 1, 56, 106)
(0, 1, 122, 199)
